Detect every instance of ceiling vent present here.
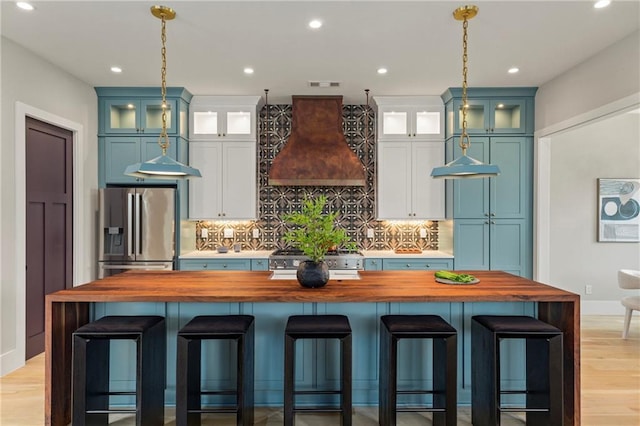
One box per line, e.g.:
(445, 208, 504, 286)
(308, 80, 341, 88)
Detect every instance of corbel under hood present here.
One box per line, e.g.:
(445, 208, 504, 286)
(268, 95, 366, 186)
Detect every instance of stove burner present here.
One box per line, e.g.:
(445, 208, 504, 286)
(269, 247, 364, 271)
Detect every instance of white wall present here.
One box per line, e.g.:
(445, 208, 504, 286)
(535, 31, 640, 315)
(535, 30, 640, 131)
(0, 37, 98, 375)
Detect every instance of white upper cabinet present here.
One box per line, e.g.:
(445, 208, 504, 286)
(373, 96, 444, 141)
(189, 96, 263, 141)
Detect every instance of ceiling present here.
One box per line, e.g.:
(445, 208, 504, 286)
(2, 1, 639, 104)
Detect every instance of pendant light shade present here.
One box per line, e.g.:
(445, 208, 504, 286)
(431, 5, 500, 180)
(125, 5, 201, 180)
(125, 154, 202, 179)
(431, 154, 500, 179)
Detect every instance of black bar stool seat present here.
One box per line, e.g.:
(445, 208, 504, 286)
(472, 315, 563, 426)
(176, 315, 255, 426)
(379, 315, 458, 426)
(72, 315, 166, 426)
(284, 315, 352, 426)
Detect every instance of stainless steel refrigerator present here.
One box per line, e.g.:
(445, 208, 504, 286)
(98, 187, 175, 278)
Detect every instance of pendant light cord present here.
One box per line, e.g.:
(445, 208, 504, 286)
(158, 13, 169, 155)
(459, 10, 472, 156)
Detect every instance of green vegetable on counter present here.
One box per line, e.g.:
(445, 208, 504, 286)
(435, 270, 476, 283)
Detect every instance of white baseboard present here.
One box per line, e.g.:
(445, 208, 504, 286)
(581, 300, 625, 315)
(0, 348, 24, 377)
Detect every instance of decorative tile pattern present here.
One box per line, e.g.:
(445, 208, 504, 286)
(195, 104, 439, 252)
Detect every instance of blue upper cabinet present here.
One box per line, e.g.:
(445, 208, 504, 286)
(442, 88, 536, 139)
(96, 87, 192, 187)
(442, 88, 536, 278)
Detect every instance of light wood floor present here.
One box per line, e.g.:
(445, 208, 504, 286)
(1, 315, 638, 425)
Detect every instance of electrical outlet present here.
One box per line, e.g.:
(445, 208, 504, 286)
(252, 229, 260, 239)
(223, 228, 234, 238)
(419, 228, 427, 238)
(367, 228, 375, 239)
(200, 228, 208, 238)
(585, 285, 593, 295)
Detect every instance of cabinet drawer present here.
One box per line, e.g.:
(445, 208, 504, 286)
(382, 259, 453, 271)
(178, 259, 251, 271)
(251, 259, 269, 271)
(364, 259, 382, 271)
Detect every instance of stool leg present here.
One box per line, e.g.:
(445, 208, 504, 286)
(284, 334, 295, 426)
(526, 336, 563, 426)
(176, 336, 201, 426)
(138, 321, 166, 426)
(378, 325, 397, 426)
(73, 336, 109, 426)
(433, 335, 457, 426)
(341, 334, 352, 426)
(472, 321, 499, 426)
(238, 323, 255, 426)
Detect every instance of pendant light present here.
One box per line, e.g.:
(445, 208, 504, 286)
(431, 5, 500, 179)
(125, 6, 201, 179)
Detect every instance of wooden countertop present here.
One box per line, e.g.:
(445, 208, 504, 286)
(47, 270, 578, 303)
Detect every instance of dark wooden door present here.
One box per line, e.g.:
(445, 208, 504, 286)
(25, 117, 73, 359)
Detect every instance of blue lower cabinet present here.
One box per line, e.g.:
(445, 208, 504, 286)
(383, 258, 453, 270)
(178, 259, 251, 270)
(94, 300, 532, 407)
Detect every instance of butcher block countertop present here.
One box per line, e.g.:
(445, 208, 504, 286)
(48, 270, 577, 303)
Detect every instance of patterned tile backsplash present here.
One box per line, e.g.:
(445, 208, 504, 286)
(194, 103, 439, 252)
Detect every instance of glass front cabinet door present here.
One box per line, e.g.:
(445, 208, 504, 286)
(373, 96, 445, 141)
(189, 96, 262, 141)
(103, 98, 177, 134)
(451, 98, 528, 135)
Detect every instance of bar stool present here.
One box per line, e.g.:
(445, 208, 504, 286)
(471, 315, 563, 426)
(176, 315, 255, 426)
(284, 315, 352, 426)
(72, 315, 166, 426)
(379, 315, 458, 426)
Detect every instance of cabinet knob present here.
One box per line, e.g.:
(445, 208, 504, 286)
(372, 261, 377, 265)
(218, 133, 221, 137)
(491, 221, 496, 224)
(408, 134, 411, 137)
(222, 133, 226, 137)
(222, 212, 226, 217)
(413, 133, 416, 137)
(425, 264, 430, 268)
(217, 213, 221, 217)
(223, 264, 228, 268)
(203, 264, 207, 268)
(484, 221, 489, 224)
(406, 264, 411, 268)
(490, 213, 495, 217)
(484, 213, 489, 217)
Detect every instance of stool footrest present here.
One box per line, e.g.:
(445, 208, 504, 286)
(189, 407, 239, 414)
(397, 390, 436, 395)
(499, 407, 550, 413)
(294, 390, 342, 395)
(106, 391, 136, 396)
(200, 390, 238, 396)
(397, 407, 446, 413)
(86, 409, 137, 414)
(293, 407, 344, 413)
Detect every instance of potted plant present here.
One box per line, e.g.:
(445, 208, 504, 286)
(282, 195, 356, 288)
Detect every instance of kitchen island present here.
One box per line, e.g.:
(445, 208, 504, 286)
(45, 270, 580, 425)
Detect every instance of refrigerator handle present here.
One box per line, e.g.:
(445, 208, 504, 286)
(136, 193, 142, 255)
(127, 193, 134, 257)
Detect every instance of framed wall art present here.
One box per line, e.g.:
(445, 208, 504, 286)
(598, 178, 640, 242)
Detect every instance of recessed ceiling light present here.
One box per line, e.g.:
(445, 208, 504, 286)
(594, 0, 611, 9)
(16, 2, 34, 11)
(308, 19, 323, 29)
(377, 68, 388, 75)
(508, 67, 520, 74)
(110, 66, 122, 73)
(243, 67, 254, 75)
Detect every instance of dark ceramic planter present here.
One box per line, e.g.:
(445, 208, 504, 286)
(296, 260, 330, 288)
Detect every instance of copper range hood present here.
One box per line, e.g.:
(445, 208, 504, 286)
(268, 95, 365, 186)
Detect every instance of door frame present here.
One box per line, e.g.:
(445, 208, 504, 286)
(12, 102, 85, 369)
